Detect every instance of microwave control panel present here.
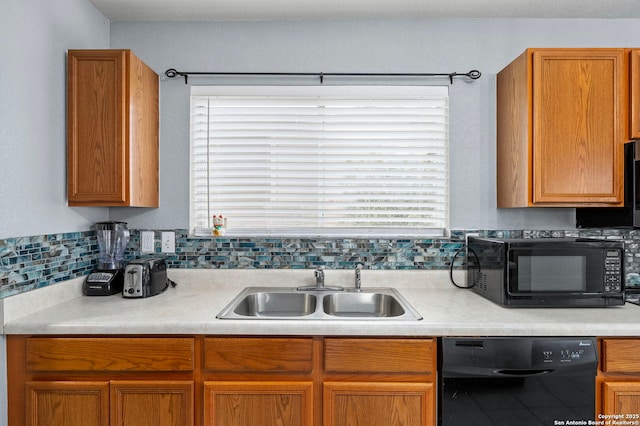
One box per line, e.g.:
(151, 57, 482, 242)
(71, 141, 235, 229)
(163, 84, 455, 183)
(604, 250, 622, 294)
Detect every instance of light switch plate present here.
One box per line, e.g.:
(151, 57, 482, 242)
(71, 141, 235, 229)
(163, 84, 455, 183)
(161, 231, 176, 253)
(141, 231, 155, 253)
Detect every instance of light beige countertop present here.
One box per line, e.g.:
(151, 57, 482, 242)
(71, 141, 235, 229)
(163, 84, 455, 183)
(2, 269, 640, 336)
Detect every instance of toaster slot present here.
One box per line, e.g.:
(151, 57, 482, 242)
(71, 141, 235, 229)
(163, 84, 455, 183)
(123, 264, 145, 297)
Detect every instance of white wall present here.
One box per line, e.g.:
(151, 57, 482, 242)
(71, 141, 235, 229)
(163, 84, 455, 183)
(108, 18, 640, 232)
(0, 0, 110, 240)
(0, 0, 110, 423)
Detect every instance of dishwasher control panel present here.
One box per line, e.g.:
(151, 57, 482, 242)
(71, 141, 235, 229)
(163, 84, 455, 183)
(442, 337, 598, 376)
(533, 338, 597, 366)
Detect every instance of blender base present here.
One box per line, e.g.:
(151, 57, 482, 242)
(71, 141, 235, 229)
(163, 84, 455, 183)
(83, 269, 124, 296)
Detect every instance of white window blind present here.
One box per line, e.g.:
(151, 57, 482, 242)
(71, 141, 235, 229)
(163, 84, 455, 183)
(190, 86, 449, 237)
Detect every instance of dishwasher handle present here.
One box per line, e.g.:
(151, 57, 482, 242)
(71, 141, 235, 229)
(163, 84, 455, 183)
(493, 369, 553, 377)
(443, 361, 597, 378)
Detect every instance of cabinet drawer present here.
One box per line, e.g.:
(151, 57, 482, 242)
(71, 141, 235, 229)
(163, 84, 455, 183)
(204, 337, 314, 373)
(26, 337, 194, 372)
(324, 338, 434, 374)
(602, 339, 640, 373)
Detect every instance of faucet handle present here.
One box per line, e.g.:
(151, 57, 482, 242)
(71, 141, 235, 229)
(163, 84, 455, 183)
(354, 264, 363, 290)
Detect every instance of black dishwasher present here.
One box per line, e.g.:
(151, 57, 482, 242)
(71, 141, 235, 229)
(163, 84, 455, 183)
(439, 337, 598, 426)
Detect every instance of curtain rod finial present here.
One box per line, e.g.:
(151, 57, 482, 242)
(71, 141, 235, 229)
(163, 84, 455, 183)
(468, 70, 481, 80)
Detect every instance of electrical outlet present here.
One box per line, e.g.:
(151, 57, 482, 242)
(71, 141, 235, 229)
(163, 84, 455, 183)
(141, 231, 155, 253)
(161, 231, 176, 253)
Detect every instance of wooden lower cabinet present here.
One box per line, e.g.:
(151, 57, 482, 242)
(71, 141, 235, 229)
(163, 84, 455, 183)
(602, 382, 640, 417)
(323, 382, 433, 426)
(9, 336, 196, 426)
(9, 335, 436, 426)
(323, 338, 436, 426)
(203, 381, 314, 426)
(26, 381, 109, 426)
(111, 381, 194, 426)
(25, 380, 193, 426)
(598, 339, 640, 419)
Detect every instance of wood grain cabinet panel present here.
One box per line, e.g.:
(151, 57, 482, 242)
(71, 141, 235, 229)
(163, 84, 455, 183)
(26, 380, 194, 426)
(26, 381, 109, 426)
(111, 381, 194, 426)
(497, 48, 627, 207)
(323, 382, 433, 426)
(67, 49, 159, 207)
(601, 339, 640, 373)
(203, 381, 314, 426)
(631, 50, 640, 139)
(598, 338, 640, 420)
(324, 338, 434, 374)
(602, 382, 640, 418)
(204, 337, 314, 373)
(26, 337, 194, 372)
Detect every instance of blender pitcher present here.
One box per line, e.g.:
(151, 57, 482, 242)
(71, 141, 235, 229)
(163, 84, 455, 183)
(96, 221, 130, 269)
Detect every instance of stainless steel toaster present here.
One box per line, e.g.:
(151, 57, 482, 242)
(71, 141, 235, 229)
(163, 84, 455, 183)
(123, 258, 168, 298)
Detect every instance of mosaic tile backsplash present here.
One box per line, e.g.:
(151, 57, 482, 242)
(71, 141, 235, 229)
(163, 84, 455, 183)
(3, 228, 640, 298)
(0, 231, 98, 297)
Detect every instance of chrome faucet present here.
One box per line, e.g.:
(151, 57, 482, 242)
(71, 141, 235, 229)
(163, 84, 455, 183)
(297, 267, 344, 291)
(314, 267, 325, 288)
(354, 264, 363, 291)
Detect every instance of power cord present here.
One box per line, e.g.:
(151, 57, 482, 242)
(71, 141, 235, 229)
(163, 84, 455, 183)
(449, 244, 480, 289)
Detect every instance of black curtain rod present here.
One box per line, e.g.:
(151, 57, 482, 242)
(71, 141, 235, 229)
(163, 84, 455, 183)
(164, 68, 481, 84)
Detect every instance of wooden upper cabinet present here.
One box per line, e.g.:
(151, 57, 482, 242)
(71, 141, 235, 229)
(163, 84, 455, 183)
(67, 50, 159, 207)
(630, 50, 640, 139)
(497, 48, 627, 207)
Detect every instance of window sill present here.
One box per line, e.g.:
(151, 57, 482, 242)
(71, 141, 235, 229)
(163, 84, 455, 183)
(192, 228, 448, 239)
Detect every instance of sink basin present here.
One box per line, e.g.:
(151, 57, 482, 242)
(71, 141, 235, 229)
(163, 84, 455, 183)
(216, 287, 422, 320)
(233, 292, 317, 317)
(322, 293, 405, 318)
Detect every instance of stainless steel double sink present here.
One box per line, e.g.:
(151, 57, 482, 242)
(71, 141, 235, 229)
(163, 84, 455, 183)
(216, 287, 422, 320)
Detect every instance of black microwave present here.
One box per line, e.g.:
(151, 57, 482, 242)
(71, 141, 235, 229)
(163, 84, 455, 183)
(466, 237, 624, 307)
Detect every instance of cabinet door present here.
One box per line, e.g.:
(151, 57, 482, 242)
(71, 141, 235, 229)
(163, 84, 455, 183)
(67, 50, 127, 205)
(602, 382, 640, 418)
(111, 381, 194, 426)
(26, 381, 109, 426)
(532, 49, 626, 204)
(203, 381, 314, 426)
(631, 50, 640, 139)
(323, 382, 433, 426)
(67, 49, 159, 207)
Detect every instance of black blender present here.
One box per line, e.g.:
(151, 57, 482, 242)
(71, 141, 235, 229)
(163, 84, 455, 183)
(83, 221, 130, 296)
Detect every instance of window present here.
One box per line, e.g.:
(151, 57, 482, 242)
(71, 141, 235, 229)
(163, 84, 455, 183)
(190, 85, 449, 237)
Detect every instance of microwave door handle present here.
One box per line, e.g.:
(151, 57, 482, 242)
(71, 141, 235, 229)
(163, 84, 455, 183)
(506, 289, 604, 296)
